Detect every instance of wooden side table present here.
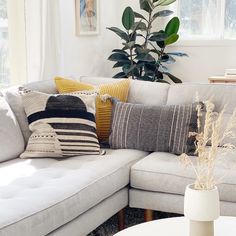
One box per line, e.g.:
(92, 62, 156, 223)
(209, 76, 236, 84)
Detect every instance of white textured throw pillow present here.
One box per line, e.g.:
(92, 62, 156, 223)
(20, 88, 104, 159)
(0, 96, 25, 162)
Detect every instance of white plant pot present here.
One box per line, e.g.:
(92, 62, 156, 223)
(184, 184, 220, 221)
(184, 184, 220, 236)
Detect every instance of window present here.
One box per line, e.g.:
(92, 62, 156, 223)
(225, 0, 236, 38)
(0, 0, 9, 88)
(177, 0, 236, 40)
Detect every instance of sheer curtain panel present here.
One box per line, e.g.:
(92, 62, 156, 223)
(25, 0, 61, 82)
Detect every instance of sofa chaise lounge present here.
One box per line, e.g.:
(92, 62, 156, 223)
(0, 77, 236, 236)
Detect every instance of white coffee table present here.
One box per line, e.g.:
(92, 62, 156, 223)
(114, 217, 236, 236)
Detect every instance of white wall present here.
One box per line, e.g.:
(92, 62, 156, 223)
(59, 0, 236, 83)
(59, 0, 120, 78)
(169, 44, 236, 83)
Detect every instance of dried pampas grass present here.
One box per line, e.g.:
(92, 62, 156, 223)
(180, 101, 236, 190)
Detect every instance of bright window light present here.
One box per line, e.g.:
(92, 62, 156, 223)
(178, 0, 236, 40)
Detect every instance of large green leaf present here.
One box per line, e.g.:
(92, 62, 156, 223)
(149, 32, 167, 42)
(160, 54, 170, 63)
(134, 11, 147, 21)
(160, 54, 176, 64)
(135, 47, 150, 54)
(107, 27, 129, 41)
(144, 63, 156, 75)
(132, 22, 147, 31)
(136, 53, 155, 62)
(155, 71, 164, 80)
(122, 7, 135, 30)
(164, 33, 179, 45)
(113, 62, 127, 68)
(122, 64, 137, 74)
(129, 31, 137, 42)
(112, 49, 129, 56)
(164, 72, 182, 83)
(113, 72, 127, 78)
(137, 75, 154, 82)
(152, 10, 173, 21)
(165, 17, 180, 36)
(165, 55, 176, 63)
(139, 0, 153, 13)
(108, 53, 130, 62)
(156, 41, 165, 48)
(155, 0, 176, 6)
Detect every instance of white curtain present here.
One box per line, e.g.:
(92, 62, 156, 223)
(203, 0, 219, 37)
(25, 0, 61, 82)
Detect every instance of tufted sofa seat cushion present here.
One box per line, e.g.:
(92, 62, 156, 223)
(0, 149, 147, 236)
(131, 149, 236, 203)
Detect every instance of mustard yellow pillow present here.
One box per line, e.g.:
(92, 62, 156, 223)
(54, 77, 130, 142)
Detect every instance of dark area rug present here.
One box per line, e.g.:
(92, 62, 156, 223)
(88, 207, 181, 236)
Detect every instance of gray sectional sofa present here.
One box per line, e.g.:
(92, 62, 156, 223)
(0, 77, 236, 236)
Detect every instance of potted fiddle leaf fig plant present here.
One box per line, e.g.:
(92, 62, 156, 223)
(107, 0, 187, 83)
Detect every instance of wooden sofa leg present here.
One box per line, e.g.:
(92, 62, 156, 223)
(118, 209, 125, 231)
(144, 209, 153, 222)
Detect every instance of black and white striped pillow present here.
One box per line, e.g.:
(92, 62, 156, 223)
(109, 101, 198, 155)
(20, 88, 104, 159)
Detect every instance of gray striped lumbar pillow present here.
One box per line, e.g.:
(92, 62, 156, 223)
(109, 101, 198, 155)
(20, 88, 104, 159)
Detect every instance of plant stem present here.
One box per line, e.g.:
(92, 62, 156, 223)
(155, 47, 165, 79)
(140, 11, 153, 78)
(130, 47, 135, 80)
(144, 12, 152, 49)
(127, 29, 135, 80)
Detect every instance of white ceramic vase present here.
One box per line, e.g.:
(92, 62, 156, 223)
(184, 184, 220, 236)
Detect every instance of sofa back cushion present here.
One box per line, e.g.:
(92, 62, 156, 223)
(80, 77, 170, 106)
(167, 83, 236, 113)
(2, 80, 62, 142)
(167, 83, 236, 146)
(0, 96, 25, 162)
